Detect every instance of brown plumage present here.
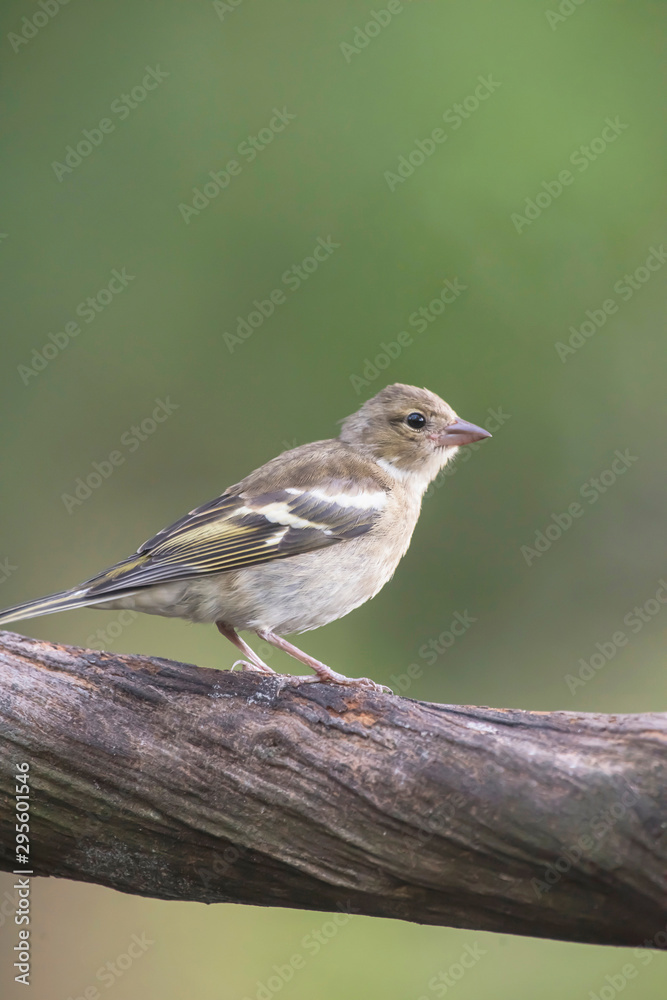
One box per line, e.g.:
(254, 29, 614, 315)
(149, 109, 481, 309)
(0, 384, 491, 690)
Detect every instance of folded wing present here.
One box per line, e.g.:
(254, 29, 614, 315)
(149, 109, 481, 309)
(82, 485, 386, 597)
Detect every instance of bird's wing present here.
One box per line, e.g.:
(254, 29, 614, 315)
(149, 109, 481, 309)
(83, 484, 386, 596)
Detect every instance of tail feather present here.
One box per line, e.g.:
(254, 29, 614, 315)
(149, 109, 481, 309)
(0, 588, 123, 627)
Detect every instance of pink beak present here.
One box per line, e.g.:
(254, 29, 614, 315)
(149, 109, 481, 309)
(436, 417, 492, 448)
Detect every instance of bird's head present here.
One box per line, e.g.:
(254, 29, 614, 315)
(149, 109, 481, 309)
(339, 383, 491, 486)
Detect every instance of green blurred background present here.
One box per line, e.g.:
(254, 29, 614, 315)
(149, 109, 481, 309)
(1, 0, 666, 996)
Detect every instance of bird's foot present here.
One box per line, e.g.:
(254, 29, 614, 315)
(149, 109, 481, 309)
(231, 658, 276, 675)
(254, 628, 392, 693)
(217, 623, 276, 675)
(292, 668, 392, 694)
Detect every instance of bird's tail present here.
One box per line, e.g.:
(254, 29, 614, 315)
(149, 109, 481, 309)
(0, 588, 121, 627)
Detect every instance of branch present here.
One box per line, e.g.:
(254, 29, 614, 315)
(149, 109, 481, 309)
(0, 630, 665, 948)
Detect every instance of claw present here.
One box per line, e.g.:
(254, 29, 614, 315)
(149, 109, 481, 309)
(350, 677, 393, 694)
(290, 672, 392, 694)
(231, 658, 274, 675)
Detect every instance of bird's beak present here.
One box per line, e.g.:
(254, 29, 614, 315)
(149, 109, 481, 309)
(436, 418, 492, 448)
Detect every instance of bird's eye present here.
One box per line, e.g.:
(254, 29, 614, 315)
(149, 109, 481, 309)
(406, 412, 426, 429)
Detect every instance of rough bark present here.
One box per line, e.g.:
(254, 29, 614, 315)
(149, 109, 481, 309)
(0, 630, 665, 948)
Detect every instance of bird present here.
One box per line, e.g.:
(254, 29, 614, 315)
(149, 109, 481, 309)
(0, 384, 491, 691)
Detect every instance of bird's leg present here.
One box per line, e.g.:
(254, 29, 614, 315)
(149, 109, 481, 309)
(255, 629, 391, 693)
(216, 622, 276, 674)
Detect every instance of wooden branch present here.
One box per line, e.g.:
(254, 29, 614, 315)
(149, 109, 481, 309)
(0, 630, 665, 949)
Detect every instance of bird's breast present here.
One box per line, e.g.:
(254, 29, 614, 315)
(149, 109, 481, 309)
(179, 491, 422, 634)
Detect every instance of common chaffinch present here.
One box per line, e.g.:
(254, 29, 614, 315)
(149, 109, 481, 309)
(0, 384, 490, 690)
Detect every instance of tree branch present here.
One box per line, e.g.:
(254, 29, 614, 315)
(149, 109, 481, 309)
(0, 630, 665, 948)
